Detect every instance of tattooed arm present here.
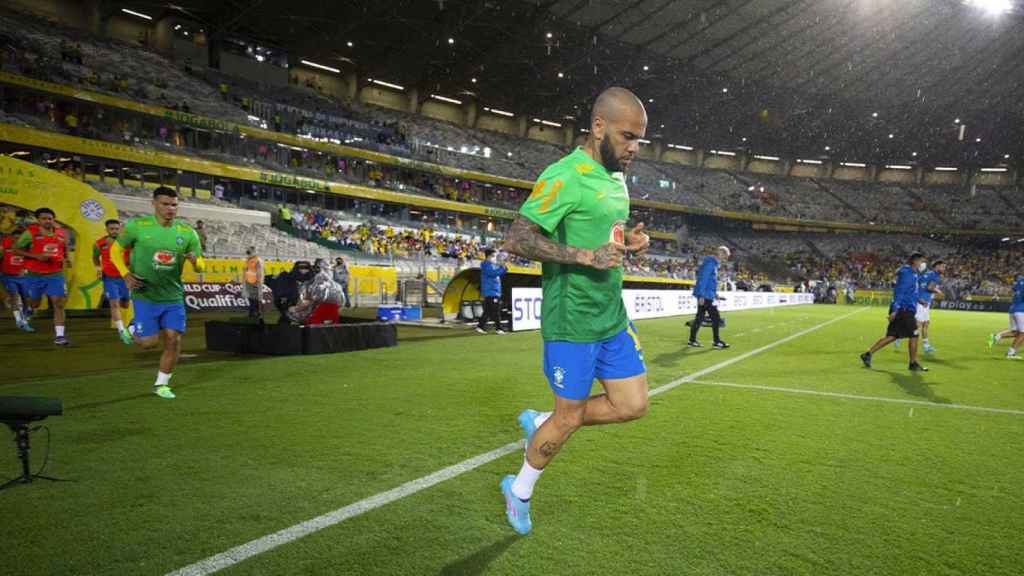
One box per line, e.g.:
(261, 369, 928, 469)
(504, 216, 624, 270)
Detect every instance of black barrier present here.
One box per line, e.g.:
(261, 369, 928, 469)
(205, 318, 397, 356)
(934, 300, 1011, 313)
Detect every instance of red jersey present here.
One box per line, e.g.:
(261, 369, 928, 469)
(94, 236, 130, 278)
(1, 235, 25, 276)
(21, 224, 67, 275)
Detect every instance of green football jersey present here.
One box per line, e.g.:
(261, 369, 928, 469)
(117, 215, 202, 303)
(519, 147, 630, 342)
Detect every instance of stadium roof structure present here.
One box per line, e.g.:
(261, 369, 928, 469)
(126, 0, 1024, 167)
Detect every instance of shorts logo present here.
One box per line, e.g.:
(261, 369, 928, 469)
(552, 366, 566, 388)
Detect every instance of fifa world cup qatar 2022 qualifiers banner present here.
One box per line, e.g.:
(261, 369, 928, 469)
(183, 283, 273, 312)
(510, 288, 815, 332)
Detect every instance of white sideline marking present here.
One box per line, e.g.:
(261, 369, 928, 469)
(166, 307, 864, 576)
(688, 380, 1024, 416)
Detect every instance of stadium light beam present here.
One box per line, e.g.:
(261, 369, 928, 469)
(840, 162, 867, 168)
(753, 155, 781, 161)
(121, 8, 153, 20)
(797, 159, 823, 165)
(369, 79, 405, 91)
(935, 166, 959, 172)
(964, 0, 1014, 15)
(885, 165, 913, 170)
(300, 59, 340, 74)
(483, 107, 514, 117)
(980, 167, 1008, 172)
(709, 150, 736, 157)
(430, 94, 463, 105)
(667, 144, 694, 150)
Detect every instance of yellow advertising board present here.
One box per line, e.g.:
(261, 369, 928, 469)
(0, 154, 119, 310)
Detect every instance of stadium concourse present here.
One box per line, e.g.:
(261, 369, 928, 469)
(2, 0, 1024, 574)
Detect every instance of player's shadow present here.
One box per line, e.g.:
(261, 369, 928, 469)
(880, 370, 951, 404)
(438, 535, 518, 576)
(651, 346, 715, 367)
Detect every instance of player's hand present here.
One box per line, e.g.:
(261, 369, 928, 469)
(888, 312, 896, 322)
(96, 267, 104, 280)
(124, 272, 145, 290)
(581, 241, 626, 270)
(625, 223, 650, 254)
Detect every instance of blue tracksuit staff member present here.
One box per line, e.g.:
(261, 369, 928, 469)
(861, 252, 928, 371)
(477, 248, 508, 334)
(688, 246, 730, 349)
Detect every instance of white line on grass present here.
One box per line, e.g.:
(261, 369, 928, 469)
(688, 380, 1024, 416)
(166, 306, 863, 576)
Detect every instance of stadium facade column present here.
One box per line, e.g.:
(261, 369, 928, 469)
(562, 122, 575, 147)
(738, 152, 751, 172)
(465, 99, 479, 129)
(781, 158, 793, 177)
(652, 138, 664, 162)
(824, 160, 835, 179)
(695, 148, 705, 167)
(152, 15, 174, 54)
(964, 167, 976, 189)
(407, 88, 422, 114)
(1011, 167, 1020, 187)
(866, 164, 879, 182)
(517, 116, 528, 138)
(344, 72, 359, 101)
(913, 165, 924, 186)
(84, 0, 108, 38)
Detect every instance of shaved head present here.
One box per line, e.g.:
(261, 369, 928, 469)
(587, 87, 648, 173)
(591, 87, 647, 125)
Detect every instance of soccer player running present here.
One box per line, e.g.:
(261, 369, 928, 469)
(688, 246, 731, 349)
(1, 225, 32, 331)
(1002, 274, 1024, 360)
(499, 87, 651, 535)
(110, 187, 204, 399)
(915, 260, 945, 354)
(14, 208, 70, 345)
(94, 218, 133, 343)
(860, 253, 929, 372)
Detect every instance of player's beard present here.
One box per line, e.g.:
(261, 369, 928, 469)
(599, 137, 623, 173)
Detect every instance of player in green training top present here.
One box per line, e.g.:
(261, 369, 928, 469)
(110, 187, 205, 399)
(499, 87, 651, 535)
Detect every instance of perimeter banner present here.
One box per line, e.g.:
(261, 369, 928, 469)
(510, 289, 814, 331)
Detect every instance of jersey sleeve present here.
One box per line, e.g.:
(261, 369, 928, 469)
(16, 230, 31, 249)
(186, 228, 203, 257)
(519, 163, 580, 234)
(116, 219, 137, 248)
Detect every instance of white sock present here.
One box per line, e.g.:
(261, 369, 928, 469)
(55, 325, 65, 337)
(13, 309, 23, 323)
(115, 320, 125, 331)
(155, 371, 172, 387)
(1009, 348, 1017, 357)
(534, 411, 552, 429)
(924, 339, 930, 345)
(511, 459, 543, 501)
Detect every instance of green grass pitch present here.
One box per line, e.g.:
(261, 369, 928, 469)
(1, 304, 1022, 575)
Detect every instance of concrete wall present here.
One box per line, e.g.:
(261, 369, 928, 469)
(833, 166, 867, 181)
(636, 143, 657, 160)
(475, 113, 517, 136)
(5, 0, 82, 26)
(359, 85, 407, 112)
(877, 169, 915, 184)
(974, 171, 1013, 186)
(747, 160, 781, 175)
(923, 170, 960, 185)
(290, 68, 347, 101)
(704, 154, 739, 171)
(106, 13, 151, 47)
(662, 149, 697, 166)
(526, 125, 564, 146)
(420, 100, 465, 126)
(220, 53, 288, 87)
(791, 163, 822, 178)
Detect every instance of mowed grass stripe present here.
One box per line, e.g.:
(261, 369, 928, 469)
(165, 307, 859, 576)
